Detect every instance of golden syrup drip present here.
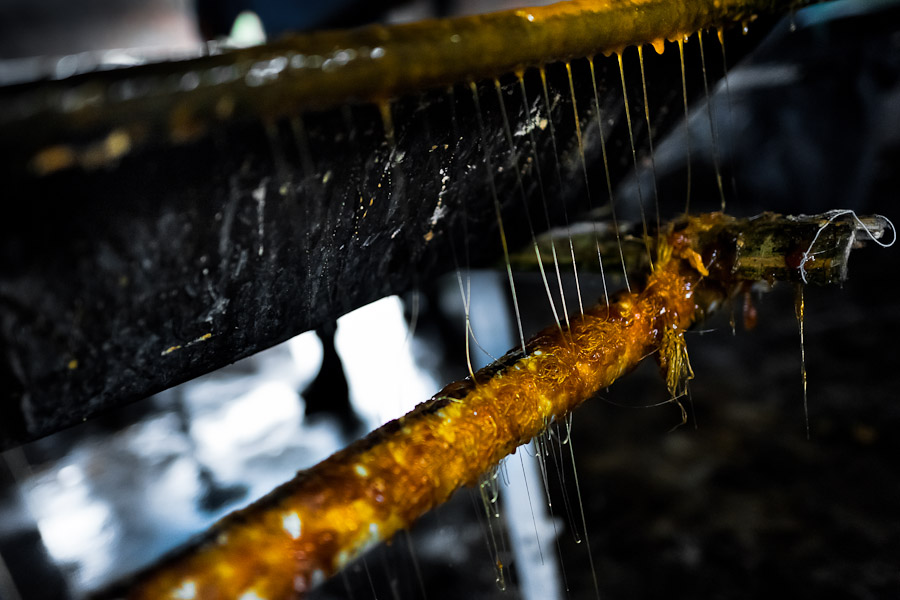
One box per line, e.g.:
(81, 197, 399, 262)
(517, 72, 571, 330)
(588, 57, 631, 294)
(539, 67, 564, 191)
(20, 0, 806, 177)
(565, 415, 602, 600)
(795, 283, 810, 439)
(532, 434, 572, 592)
(677, 38, 693, 214)
(493, 78, 563, 334)
(440, 84, 478, 383)
(452, 267, 478, 382)
(637, 45, 662, 242)
(478, 476, 507, 591)
(717, 27, 741, 203)
(617, 51, 654, 269)
(549, 422, 583, 545)
(469, 80, 527, 353)
(541, 66, 586, 317)
(516, 452, 546, 564)
(564, 62, 593, 206)
(697, 29, 727, 210)
(465, 279, 476, 380)
(121, 208, 896, 600)
(566, 61, 611, 312)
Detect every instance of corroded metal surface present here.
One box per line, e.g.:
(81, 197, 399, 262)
(112, 209, 891, 599)
(1, 0, 804, 175)
(117, 218, 715, 599)
(0, 0, 788, 449)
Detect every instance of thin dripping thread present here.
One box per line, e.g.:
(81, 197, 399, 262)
(517, 451, 546, 565)
(794, 283, 809, 440)
(468, 490, 504, 591)
(716, 27, 741, 204)
(566, 61, 611, 314)
(588, 56, 631, 294)
(470, 80, 527, 355)
(453, 269, 501, 371)
(698, 29, 726, 210)
(517, 71, 572, 331)
(493, 77, 563, 335)
(637, 45, 662, 239)
(540, 66, 586, 317)
(617, 51, 654, 269)
(443, 85, 480, 381)
(547, 422, 581, 544)
(677, 38, 693, 214)
(532, 435, 571, 592)
(564, 416, 601, 599)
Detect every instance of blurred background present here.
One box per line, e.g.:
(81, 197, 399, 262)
(1, 0, 899, 599)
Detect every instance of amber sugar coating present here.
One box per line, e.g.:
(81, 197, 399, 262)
(13, 0, 807, 173)
(125, 219, 720, 600)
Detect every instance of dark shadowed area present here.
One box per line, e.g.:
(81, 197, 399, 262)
(1, 0, 898, 599)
